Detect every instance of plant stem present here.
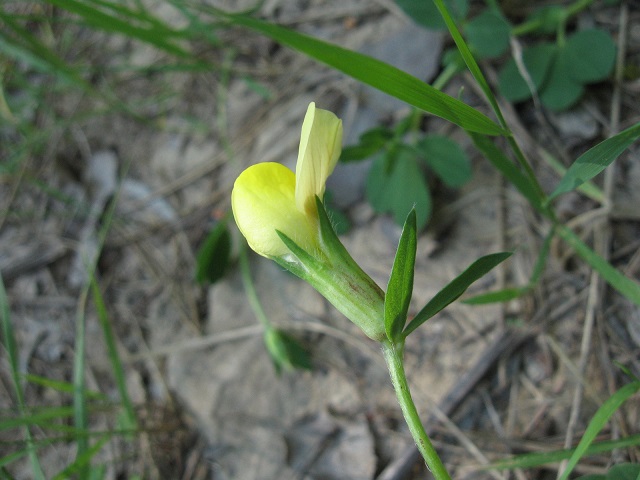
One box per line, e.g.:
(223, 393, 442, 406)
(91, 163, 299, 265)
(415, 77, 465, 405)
(382, 340, 452, 480)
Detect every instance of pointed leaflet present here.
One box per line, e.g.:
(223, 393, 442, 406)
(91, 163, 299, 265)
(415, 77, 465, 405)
(385, 209, 417, 342)
(548, 122, 640, 202)
(403, 252, 512, 337)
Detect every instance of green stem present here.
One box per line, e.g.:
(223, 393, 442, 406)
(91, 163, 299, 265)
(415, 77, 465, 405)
(238, 242, 272, 330)
(382, 340, 452, 480)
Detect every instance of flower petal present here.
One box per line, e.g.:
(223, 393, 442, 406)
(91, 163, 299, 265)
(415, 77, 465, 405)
(232, 162, 319, 257)
(295, 102, 343, 216)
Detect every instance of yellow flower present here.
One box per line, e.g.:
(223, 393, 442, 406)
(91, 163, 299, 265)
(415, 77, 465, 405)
(232, 102, 343, 258)
(232, 102, 385, 341)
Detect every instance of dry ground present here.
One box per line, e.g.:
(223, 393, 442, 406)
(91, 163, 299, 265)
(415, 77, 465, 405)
(1, 1, 639, 479)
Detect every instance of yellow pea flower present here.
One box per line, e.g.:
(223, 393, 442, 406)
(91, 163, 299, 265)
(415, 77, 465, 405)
(232, 102, 342, 258)
(232, 102, 385, 341)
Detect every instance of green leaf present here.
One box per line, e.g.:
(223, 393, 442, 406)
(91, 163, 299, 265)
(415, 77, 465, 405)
(417, 135, 471, 188)
(366, 148, 431, 229)
(525, 5, 567, 34)
(264, 328, 312, 374)
(224, 13, 506, 136)
(565, 29, 616, 84)
(549, 122, 640, 201)
(403, 252, 512, 337)
(465, 10, 511, 59)
(558, 381, 640, 480)
(463, 287, 528, 305)
(605, 464, 640, 480)
(498, 43, 556, 103)
(557, 224, 640, 306)
(540, 47, 584, 111)
(395, 0, 468, 30)
(341, 127, 393, 162)
(195, 221, 231, 284)
(385, 209, 417, 342)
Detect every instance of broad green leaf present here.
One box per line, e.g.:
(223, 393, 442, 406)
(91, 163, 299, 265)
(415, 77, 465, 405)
(395, 0, 468, 30)
(403, 252, 512, 337)
(195, 221, 231, 284)
(606, 464, 640, 480)
(558, 381, 640, 480)
(385, 209, 417, 342)
(524, 5, 567, 34)
(549, 122, 640, 201)
(341, 127, 393, 162)
(565, 29, 616, 84)
(498, 43, 556, 102)
(224, 13, 506, 136)
(471, 133, 544, 212)
(465, 10, 511, 59)
(540, 48, 584, 111)
(417, 135, 471, 188)
(366, 148, 431, 229)
(264, 328, 312, 374)
(557, 224, 640, 306)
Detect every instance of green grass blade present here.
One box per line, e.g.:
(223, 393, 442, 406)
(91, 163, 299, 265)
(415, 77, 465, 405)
(52, 435, 110, 480)
(24, 375, 107, 401)
(548, 122, 640, 202)
(0, 275, 45, 479)
(433, 0, 506, 129)
(0, 12, 91, 91)
(0, 406, 75, 430)
(404, 252, 512, 337)
(90, 276, 137, 431)
(44, 0, 191, 58)
(222, 13, 506, 136)
(487, 433, 640, 470)
(558, 381, 640, 480)
(557, 225, 640, 305)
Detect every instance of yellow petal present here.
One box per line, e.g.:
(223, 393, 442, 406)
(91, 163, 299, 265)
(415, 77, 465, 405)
(232, 162, 319, 258)
(295, 102, 343, 216)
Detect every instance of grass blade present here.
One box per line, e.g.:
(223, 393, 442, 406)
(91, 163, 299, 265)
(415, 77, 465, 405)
(433, 0, 506, 128)
(222, 13, 506, 136)
(44, 0, 191, 58)
(487, 433, 640, 470)
(557, 225, 640, 306)
(558, 381, 640, 480)
(90, 276, 137, 431)
(0, 275, 45, 479)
